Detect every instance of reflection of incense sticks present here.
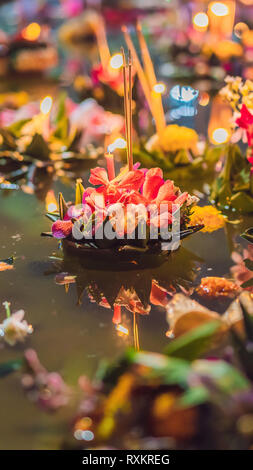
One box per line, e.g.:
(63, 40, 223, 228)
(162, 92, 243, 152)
(133, 312, 140, 351)
(121, 47, 133, 171)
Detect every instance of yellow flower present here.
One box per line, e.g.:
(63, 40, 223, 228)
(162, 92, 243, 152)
(156, 124, 198, 153)
(190, 205, 225, 233)
(212, 41, 243, 61)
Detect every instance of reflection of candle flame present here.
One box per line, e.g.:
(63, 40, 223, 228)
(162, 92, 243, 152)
(40, 96, 53, 115)
(116, 324, 129, 335)
(46, 190, 58, 212)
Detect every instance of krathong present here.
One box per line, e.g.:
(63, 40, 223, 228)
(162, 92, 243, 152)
(43, 51, 203, 263)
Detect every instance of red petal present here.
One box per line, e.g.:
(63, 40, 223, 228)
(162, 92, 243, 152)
(89, 167, 109, 186)
(143, 169, 164, 201)
(118, 170, 144, 191)
(52, 220, 73, 239)
(155, 180, 175, 205)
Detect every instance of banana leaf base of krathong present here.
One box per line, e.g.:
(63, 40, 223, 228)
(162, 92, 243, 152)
(44, 224, 204, 271)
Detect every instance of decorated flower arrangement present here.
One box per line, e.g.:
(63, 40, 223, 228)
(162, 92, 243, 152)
(60, 12, 134, 110)
(0, 94, 124, 177)
(211, 76, 253, 213)
(43, 51, 202, 262)
(0, 23, 58, 76)
(45, 165, 201, 257)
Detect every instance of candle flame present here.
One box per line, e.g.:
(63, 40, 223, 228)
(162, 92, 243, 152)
(211, 127, 230, 144)
(193, 12, 209, 30)
(22, 22, 41, 41)
(40, 96, 53, 115)
(108, 137, 127, 152)
(153, 83, 166, 94)
(45, 190, 58, 212)
(199, 92, 210, 107)
(110, 53, 123, 69)
(209, 2, 229, 17)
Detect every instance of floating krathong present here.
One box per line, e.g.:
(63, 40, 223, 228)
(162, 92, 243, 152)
(42, 50, 203, 265)
(0, 95, 122, 193)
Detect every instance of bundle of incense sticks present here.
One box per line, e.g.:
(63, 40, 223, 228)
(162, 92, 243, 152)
(121, 47, 133, 171)
(122, 22, 166, 139)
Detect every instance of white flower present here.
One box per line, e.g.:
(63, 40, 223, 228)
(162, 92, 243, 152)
(0, 310, 33, 346)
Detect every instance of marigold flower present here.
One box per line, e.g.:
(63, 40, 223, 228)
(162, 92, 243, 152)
(153, 124, 198, 153)
(190, 205, 225, 233)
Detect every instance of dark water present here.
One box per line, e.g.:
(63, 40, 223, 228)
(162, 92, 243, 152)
(1, 170, 252, 449)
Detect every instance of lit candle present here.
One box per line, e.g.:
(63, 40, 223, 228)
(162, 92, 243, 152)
(208, 1, 236, 40)
(105, 150, 115, 181)
(208, 95, 232, 144)
(151, 84, 167, 138)
(40, 95, 53, 140)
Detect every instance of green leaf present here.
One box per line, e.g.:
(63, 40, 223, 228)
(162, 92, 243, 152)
(0, 359, 23, 378)
(75, 179, 85, 205)
(58, 192, 68, 220)
(241, 228, 253, 244)
(244, 258, 253, 271)
(192, 359, 250, 393)
(8, 119, 30, 137)
(25, 133, 50, 161)
(241, 278, 253, 288)
(164, 321, 221, 361)
(230, 192, 253, 213)
(178, 386, 209, 407)
(0, 129, 17, 150)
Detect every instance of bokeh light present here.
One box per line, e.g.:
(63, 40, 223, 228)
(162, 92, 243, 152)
(110, 53, 123, 69)
(211, 127, 230, 144)
(209, 2, 229, 17)
(40, 96, 53, 115)
(153, 83, 166, 94)
(22, 23, 41, 41)
(193, 12, 209, 31)
(234, 22, 249, 39)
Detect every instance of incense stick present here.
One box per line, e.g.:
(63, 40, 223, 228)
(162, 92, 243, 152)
(128, 49, 133, 171)
(121, 47, 130, 169)
(136, 21, 156, 88)
(122, 26, 153, 112)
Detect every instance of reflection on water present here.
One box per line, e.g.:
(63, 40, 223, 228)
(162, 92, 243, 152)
(45, 246, 202, 348)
